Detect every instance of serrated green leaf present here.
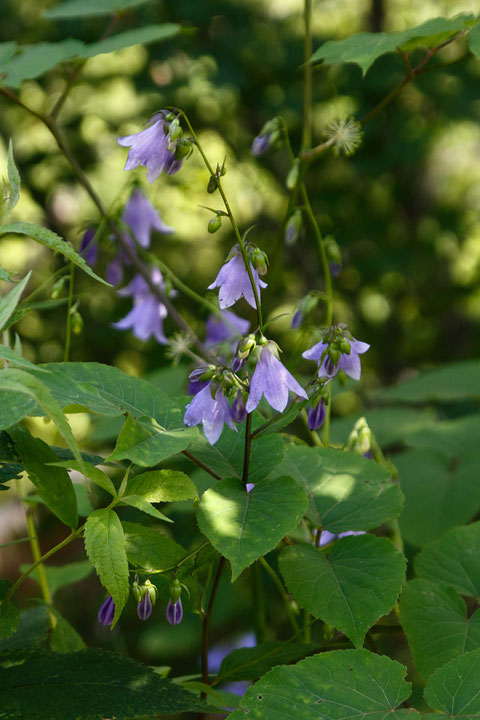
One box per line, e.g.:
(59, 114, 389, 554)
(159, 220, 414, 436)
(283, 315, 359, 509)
(122, 521, 186, 572)
(280, 535, 406, 647)
(84, 509, 129, 625)
(424, 648, 480, 718)
(20, 560, 93, 596)
(415, 522, 480, 597)
(188, 420, 284, 484)
(237, 649, 419, 720)
(0, 222, 109, 285)
(311, 13, 475, 75)
(0, 648, 214, 717)
(0, 345, 48, 372)
(0, 607, 49, 659)
(108, 414, 197, 466)
(126, 469, 197, 502)
(0, 272, 31, 331)
(44, 0, 151, 19)
(399, 578, 480, 678)
(197, 476, 308, 581)
(374, 360, 480, 402)
(218, 642, 318, 682)
(0, 369, 81, 466)
(396, 448, 480, 547)
(0, 140, 21, 222)
(50, 459, 116, 497)
(271, 445, 403, 532)
(8, 425, 78, 528)
(119, 494, 173, 522)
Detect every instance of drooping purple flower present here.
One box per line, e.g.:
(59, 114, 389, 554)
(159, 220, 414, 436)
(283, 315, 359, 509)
(118, 113, 183, 183)
(252, 134, 271, 157)
(80, 227, 98, 266)
(303, 337, 370, 381)
(98, 595, 115, 626)
(166, 598, 183, 625)
(137, 592, 153, 621)
(106, 258, 124, 286)
(308, 399, 326, 431)
(232, 391, 247, 423)
(123, 188, 174, 248)
(184, 382, 236, 444)
(113, 269, 169, 344)
(246, 345, 307, 414)
(208, 253, 267, 310)
(246, 483, 255, 493)
(318, 530, 366, 548)
(291, 309, 302, 330)
(205, 310, 250, 346)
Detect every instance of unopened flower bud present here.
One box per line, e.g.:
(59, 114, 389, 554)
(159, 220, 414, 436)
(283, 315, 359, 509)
(132, 579, 141, 603)
(231, 354, 246, 372)
(166, 598, 183, 626)
(189, 364, 217, 383)
(143, 579, 157, 605)
(338, 337, 351, 355)
(137, 592, 153, 621)
(207, 175, 218, 193)
(72, 310, 83, 335)
(250, 247, 268, 276)
(208, 215, 222, 234)
(286, 160, 300, 191)
(323, 623, 336, 640)
(232, 391, 247, 423)
(168, 118, 182, 142)
(98, 595, 115, 626)
(285, 210, 302, 246)
(308, 399, 326, 431)
(169, 578, 182, 604)
(237, 333, 256, 360)
(175, 137, 192, 160)
(51, 277, 66, 300)
(325, 236, 341, 265)
(291, 309, 303, 330)
(329, 347, 341, 366)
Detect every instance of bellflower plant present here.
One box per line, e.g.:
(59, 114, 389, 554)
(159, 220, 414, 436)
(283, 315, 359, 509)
(118, 112, 184, 183)
(113, 268, 169, 344)
(184, 382, 236, 444)
(246, 343, 307, 413)
(303, 334, 370, 380)
(208, 251, 267, 309)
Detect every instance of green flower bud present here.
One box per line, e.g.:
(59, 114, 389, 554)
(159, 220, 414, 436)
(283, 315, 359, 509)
(329, 347, 341, 365)
(143, 579, 157, 605)
(175, 137, 192, 160)
(168, 118, 182, 141)
(132, 579, 141, 603)
(285, 210, 302, 246)
(237, 333, 256, 360)
(207, 175, 218, 194)
(51, 277, 66, 300)
(208, 215, 222, 234)
(170, 578, 182, 604)
(250, 246, 268, 275)
(72, 311, 83, 335)
(325, 236, 341, 265)
(286, 159, 300, 191)
(338, 337, 351, 355)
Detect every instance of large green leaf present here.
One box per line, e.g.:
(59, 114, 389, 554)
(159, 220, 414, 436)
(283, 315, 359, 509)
(374, 360, 480, 402)
(51, 459, 116, 497)
(399, 578, 480, 678)
(311, 14, 475, 75)
(0, 222, 108, 285)
(107, 414, 197, 466)
(396, 448, 480, 547)
(126, 469, 197, 502)
(0, 607, 49, 659)
(0, 648, 213, 717)
(424, 648, 480, 719)
(122, 521, 186, 572)
(218, 642, 318, 682)
(197, 476, 308, 581)
(236, 649, 419, 720)
(84, 509, 129, 625)
(271, 445, 403, 532)
(9, 425, 78, 528)
(415, 522, 480, 597)
(0, 345, 48, 373)
(1, 26, 180, 89)
(279, 535, 406, 647)
(0, 272, 31, 331)
(0, 581, 19, 641)
(405, 414, 480, 457)
(44, 0, 151, 19)
(188, 421, 284, 484)
(49, 610, 86, 653)
(20, 560, 93, 596)
(118, 493, 173, 523)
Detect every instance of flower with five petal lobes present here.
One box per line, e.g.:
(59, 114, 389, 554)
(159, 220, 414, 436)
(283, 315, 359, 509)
(113, 268, 169, 344)
(118, 113, 183, 183)
(184, 382, 236, 444)
(123, 188, 174, 248)
(246, 344, 307, 414)
(97, 595, 115, 626)
(208, 252, 267, 310)
(166, 598, 183, 625)
(302, 337, 369, 381)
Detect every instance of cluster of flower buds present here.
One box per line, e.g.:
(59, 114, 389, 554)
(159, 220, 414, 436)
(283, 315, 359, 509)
(325, 236, 342, 278)
(251, 117, 283, 156)
(291, 292, 321, 330)
(207, 157, 227, 194)
(232, 332, 256, 371)
(346, 417, 372, 458)
(249, 245, 268, 276)
(163, 113, 193, 162)
(132, 577, 158, 621)
(303, 324, 369, 382)
(307, 386, 330, 431)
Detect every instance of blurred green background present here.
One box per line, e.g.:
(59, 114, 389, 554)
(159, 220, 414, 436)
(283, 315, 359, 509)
(1, 0, 479, 702)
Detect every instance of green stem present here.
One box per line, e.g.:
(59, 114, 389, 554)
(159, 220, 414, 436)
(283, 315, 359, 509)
(131, 540, 210, 576)
(302, 0, 313, 151)
(181, 450, 222, 480)
(179, 111, 264, 330)
(200, 557, 225, 685)
(63, 262, 74, 362)
(2, 526, 83, 606)
(22, 502, 54, 626)
(259, 556, 299, 634)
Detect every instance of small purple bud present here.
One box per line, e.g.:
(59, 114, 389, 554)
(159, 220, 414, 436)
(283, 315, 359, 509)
(231, 355, 246, 372)
(308, 400, 326, 431)
(166, 598, 183, 625)
(325, 355, 337, 376)
(98, 595, 115, 626)
(291, 309, 302, 330)
(246, 483, 255, 493)
(363, 450, 373, 460)
(137, 592, 153, 621)
(252, 134, 271, 157)
(329, 261, 342, 278)
(232, 391, 247, 423)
